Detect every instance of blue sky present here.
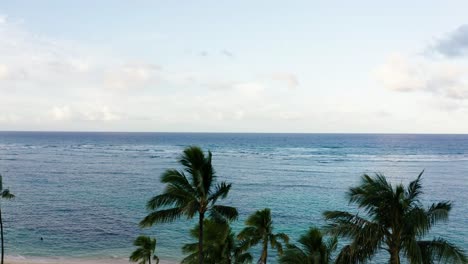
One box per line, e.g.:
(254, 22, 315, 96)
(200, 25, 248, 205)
(1, 1, 468, 132)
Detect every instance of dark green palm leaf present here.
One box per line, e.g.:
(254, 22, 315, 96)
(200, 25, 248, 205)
(140, 208, 183, 227)
(417, 238, 467, 264)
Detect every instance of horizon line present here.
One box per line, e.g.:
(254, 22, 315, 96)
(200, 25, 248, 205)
(0, 130, 467, 135)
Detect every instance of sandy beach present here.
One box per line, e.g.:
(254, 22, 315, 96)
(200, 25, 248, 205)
(5, 256, 177, 264)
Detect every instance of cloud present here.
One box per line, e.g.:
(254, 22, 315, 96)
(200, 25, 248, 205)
(0, 14, 298, 130)
(81, 106, 120, 121)
(221, 49, 234, 57)
(50, 106, 73, 121)
(430, 24, 468, 57)
(0, 64, 9, 79)
(375, 53, 426, 92)
(270, 72, 299, 89)
(104, 63, 161, 90)
(48, 105, 120, 122)
(0, 17, 101, 88)
(203, 72, 299, 92)
(375, 53, 468, 100)
(233, 81, 266, 97)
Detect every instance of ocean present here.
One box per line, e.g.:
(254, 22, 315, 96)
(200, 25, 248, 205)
(0, 132, 467, 263)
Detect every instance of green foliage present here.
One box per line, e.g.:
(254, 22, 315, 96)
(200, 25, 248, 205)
(140, 146, 238, 227)
(129, 235, 159, 264)
(324, 171, 467, 264)
(0, 176, 14, 200)
(279, 227, 337, 264)
(182, 219, 252, 264)
(139, 146, 238, 264)
(238, 208, 289, 264)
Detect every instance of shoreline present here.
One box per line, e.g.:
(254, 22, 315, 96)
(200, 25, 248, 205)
(5, 256, 178, 264)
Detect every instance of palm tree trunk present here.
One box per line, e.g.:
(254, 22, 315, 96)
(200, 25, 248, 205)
(389, 247, 400, 264)
(258, 241, 268, 264)
(148, 256, 151, 264)
(198, 212, 204, 264)
(0, 207, 3, 264)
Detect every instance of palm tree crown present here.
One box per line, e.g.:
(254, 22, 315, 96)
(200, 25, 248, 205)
(182, 218, 252, 264)
(238, 208, 289, 264)
(324, 171, 467, 264)
(279, 227, 337, 264)
(140, 146, 238, 264)
(130, 235, 159, 264)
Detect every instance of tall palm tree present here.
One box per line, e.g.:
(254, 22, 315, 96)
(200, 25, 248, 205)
(140, 146, 238, 264)
(130, 235, 159, 264)
(237, 208, 289, 264)
(182, 218, 252, 264)
(0, 175, 14, 264)
(324, 171, 467, 264)
(279, 227, 337, 264)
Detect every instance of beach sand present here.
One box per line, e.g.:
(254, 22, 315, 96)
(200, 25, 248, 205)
(6, 256, 177, 264)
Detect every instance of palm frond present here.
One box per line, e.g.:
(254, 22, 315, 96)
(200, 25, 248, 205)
(1, 189, 14, 199)
(130, 248, 147, 262)
(274, 233, 290, 244)
(402, 237, 423, 264)
(404, 206, 431, 237)
(418, 238, 467, 264)
(208, 182, 232, 204)
(270, 233, 287, 255)
(146, 190, 192, 210)
(406, 170, 424, 201)
(210, 205, 238, 222)
(323, 210, 384, 260)
(334, 244, 369, 264)
(427, 202, 451, 225)
(235, 252, 253, 264)
(237, 226, 259, 241)
(278, 244, 308, 264)
(201, 151, 215, 196)
(139, 207, 183, 227)
(161, 169, 196, 195)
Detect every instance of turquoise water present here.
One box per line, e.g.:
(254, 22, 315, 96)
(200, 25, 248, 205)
(0, 132, 467, 263)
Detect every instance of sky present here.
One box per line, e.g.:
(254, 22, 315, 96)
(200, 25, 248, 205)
(1, 1, 468, 133)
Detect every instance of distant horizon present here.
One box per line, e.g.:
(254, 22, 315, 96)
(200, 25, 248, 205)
(1, 130, 467, 135)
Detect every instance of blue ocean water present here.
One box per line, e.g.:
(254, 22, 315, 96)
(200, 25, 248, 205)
(0, 132, 467, 263)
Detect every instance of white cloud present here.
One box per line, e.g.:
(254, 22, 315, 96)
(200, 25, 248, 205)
(104, 63, 161, 90)
(375, 53, 468, 100)
(82, 107, 120, 121)
(50, 106, 73, 121)
(233, 81, 266, 97)
(271, 72, 299, 89)
(0, 113, 19, 123)
(0, 15, 7, 24)
(0, 64, 9, 79)
(48, 105, 120, 122)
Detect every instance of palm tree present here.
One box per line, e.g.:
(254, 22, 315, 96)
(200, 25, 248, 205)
(140, 146, 238, 264)
(182, 218, 252, 264)
(0, 175, 14, 264)
(279, 227, 337, 264)
(324, 171, 467, 264)
(237, 208, 289, 264)
(129, 235, 159, 264)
